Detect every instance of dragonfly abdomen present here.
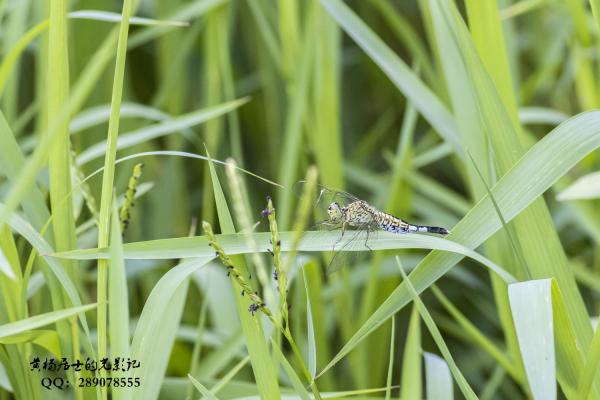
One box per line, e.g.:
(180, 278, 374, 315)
(376, 211, 449, 235)
(375, 212, 410, 233)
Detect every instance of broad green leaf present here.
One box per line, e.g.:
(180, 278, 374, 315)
(1, 204, 91, 337)
(272, 340, 311, 400)
(69, 102, 169, 134)
(384, 316, 395, 400)
(578, 309, 600, 400)
(0, 330, 60, 356)
(508, 279, 556, 400)
(68, 10, 188, 26)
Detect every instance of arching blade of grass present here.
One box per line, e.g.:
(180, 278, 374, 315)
(425, 352, 453, 400)
(314, 109, 600, 378)
(68, 10, 188, 26)
(0, 204, 91, 338)
(508, 280, 555, 400)
(53, 231, 515, 284)
(76, 98, 249, 165)
(0, 303, 96, 340)
(397, 257, 477, 399)
(0, 330, 60, 356)
(0, 112, 50, 229)
(69, 102, 170, 134)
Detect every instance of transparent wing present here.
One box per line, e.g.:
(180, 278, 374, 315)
(293, 181, 361, 206)
(325, 223, 378, 275)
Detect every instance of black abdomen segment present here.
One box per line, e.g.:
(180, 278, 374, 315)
(415, 225, 449, 235)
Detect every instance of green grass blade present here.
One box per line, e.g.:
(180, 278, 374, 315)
(302, 266, 317, 378)
(431, 285, 522, 384)
(187, 374, 219, 400)
(384, 316, 395, 400)
(0, 303, 96, 340)
(109, 199, 131, 400)
(96, 0, 133, 390)
(400, 305, 422, 400)
(131, 257, 211, 400)
(271, 340, 311, 400)
(397, 258, 476, 399)
(77, 98, 249, 165)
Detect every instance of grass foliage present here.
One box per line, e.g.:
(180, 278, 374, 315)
(1, 0, 600, 399)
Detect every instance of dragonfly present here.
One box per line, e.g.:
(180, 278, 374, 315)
(300, 182, 450, 274)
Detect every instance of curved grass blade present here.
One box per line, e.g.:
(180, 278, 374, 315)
(68, 10, 188, 27)
(0, 304, 96, 340)
(77, 98, 249, 165)
(52, 231, 515, 284)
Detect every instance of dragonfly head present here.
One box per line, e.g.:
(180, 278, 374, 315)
(327, 202, 343, 223)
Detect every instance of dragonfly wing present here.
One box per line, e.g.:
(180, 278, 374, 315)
(294, 181, 361, 207)
(326, 224, 378, 275)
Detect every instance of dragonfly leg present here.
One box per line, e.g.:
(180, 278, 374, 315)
(364, 226, 373, 251)
(333, 221, 346, 250)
